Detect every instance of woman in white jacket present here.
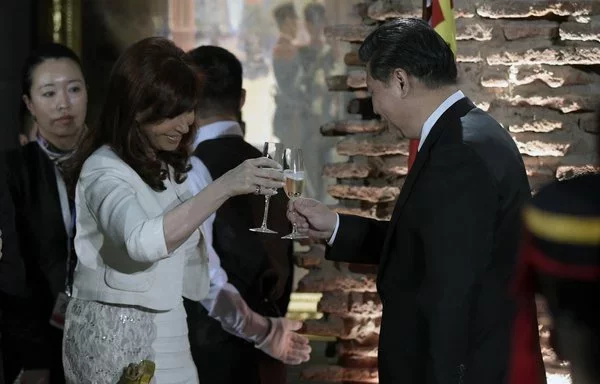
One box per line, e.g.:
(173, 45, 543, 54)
(61, 37, 310, 384)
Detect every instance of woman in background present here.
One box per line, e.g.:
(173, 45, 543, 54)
(1, 43, 87, 384)
(62, 37, 307, 384)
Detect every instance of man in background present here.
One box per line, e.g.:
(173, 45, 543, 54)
(184, 45, 296, 384)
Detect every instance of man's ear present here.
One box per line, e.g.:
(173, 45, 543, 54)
(392, 68, 410, 98)
(240, 89, 247, 109)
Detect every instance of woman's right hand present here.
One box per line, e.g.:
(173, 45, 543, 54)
(218, 157, 284, 198)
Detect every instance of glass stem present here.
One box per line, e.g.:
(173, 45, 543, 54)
(261, 195, 271, 228)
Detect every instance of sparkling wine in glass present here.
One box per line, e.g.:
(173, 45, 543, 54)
(250, 142, 284, 234)
(282, 148, 309, 240)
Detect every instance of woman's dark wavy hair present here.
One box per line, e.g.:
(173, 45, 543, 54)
(65, 37, 202, 195)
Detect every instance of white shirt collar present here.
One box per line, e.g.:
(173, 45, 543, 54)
(418, 90, 465, 151)
(193, 120, 243, 150)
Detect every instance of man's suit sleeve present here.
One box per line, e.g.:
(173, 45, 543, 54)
(419, 145, 498, 383)
(326, 214, 389, 265)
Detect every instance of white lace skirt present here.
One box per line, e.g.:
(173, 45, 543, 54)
(63, 298, 198, 384)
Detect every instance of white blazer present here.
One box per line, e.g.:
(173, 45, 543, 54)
(72, 145, 209, 311)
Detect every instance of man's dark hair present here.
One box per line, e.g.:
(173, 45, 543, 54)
(273, 3, 297, 28)
(359, 18, 457, 88)
(188, 45, 243, 119)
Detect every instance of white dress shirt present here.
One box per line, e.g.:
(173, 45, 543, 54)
(187, 121, 270, 343)
(328, 90, 466, 244)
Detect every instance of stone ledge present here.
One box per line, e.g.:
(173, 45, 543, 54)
(488, 105, 578, 133)
(301, 365, 378, 383)
(514, 138, 571, 157)
(338, 341, 379, 358)
(556, 164, 600, 179)
(327, 185, 400, 203)
(560, 17, 600, 42)
(496, 84, 599, 113)
(477, 1, 600, 20)
(319, 291, 383, 316)
(297, 267, 378, 293)
(323, 163, 371, 179)
(456, 18, 495, 41)
(486, 41, 600, 66)
(367, 0, 421, 21)
(482, 65, 600, 88)
(321, 119, 385, 136)
(337, 134, 410, 157)
(303, 315, 381, 341)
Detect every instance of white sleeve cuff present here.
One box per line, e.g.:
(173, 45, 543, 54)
(327, 213, 340, 246)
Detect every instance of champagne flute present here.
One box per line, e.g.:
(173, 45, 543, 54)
(250, 142, 284, 234)
(282, 148, 309, 240)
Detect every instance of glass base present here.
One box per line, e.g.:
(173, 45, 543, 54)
(250, 227, 278, 234)
(281, 232, 309, 240)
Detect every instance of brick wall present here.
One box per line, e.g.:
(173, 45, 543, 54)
(294, 0, 600, 382)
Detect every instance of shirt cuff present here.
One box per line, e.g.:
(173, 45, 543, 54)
(327, 213, 340, 246)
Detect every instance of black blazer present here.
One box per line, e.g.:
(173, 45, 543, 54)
(1, 142, 68, 376)
(328, 98, 534, 384)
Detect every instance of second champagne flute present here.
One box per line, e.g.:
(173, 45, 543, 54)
(250, 142, 284, 234)
(282, 148, 309, 240)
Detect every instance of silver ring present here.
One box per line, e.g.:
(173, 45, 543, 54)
(255, 185, 261, 195)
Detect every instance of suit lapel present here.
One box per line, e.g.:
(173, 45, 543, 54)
(378, 98, 476, 269)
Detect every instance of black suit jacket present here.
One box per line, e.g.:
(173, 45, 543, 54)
(328, 98, 534, 384)
(185, 135, 293, 384)
(0, 142, 67, 380)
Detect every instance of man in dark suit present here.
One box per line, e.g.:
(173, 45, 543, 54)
(288, 18, 537, 384)
(183, 45, 297, 384)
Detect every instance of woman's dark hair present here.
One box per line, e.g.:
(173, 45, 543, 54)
(64, 37, 201, 194)
(21, 42, 84, 98)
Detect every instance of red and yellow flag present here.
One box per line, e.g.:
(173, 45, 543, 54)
(408, 0, 457, 170)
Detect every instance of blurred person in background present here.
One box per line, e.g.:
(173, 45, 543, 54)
(1, 42, 88, 384)
(184, 45, 295, 384)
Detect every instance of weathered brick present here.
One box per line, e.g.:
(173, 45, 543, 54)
(338, 341, 379, 358)
(560, 16, 600, 42)
(556, 165, 600, 180)
(338, 356, 379, 369)
(301, 365, 378, 383)
(297, 267, 377, 293)
(347, 69, 367, 88)
(321, 119, 385, 136)
(347, 98, 376, 118)
(456, 40, 485, 63)
(489, 105, 576, 133)
(328, 185, 400, 203)
(497, 84, 599, 113)
(303, 315, 381, 342)
(331, 205, 380, 221)
(477, 0, 599, 20)
(367, 0, 421, 21)
(502, 20, 559, 41)
(369, 156, 409, 176)
(324, 24, 377, 42)
(345, 51, 363, 66)
(514, 138, 571, 157)
(487, 41, 600, 66)
(456, 19, 494, 41)
(515, 65, 600, 88)
(294, 244, 325, 269)
(323, 162, 371, 179)
(337, 134, 410, 157)
(579, 113, 599, 134)
(318, 292, 383, 316)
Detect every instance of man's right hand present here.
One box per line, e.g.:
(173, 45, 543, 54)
(287, 198, 337, 240)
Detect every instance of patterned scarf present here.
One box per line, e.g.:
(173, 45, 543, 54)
(36, 133, 74, 173)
